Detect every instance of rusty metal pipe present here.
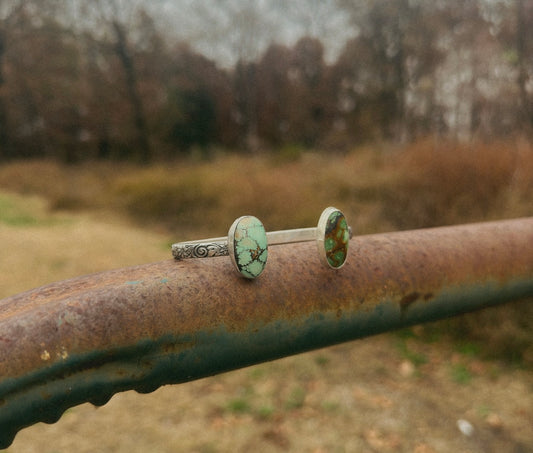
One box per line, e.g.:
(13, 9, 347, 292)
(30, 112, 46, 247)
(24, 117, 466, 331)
(1, 218, 532, 447)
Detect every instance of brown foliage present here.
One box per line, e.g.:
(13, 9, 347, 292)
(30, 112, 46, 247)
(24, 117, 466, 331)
(380, 139, 533, 229)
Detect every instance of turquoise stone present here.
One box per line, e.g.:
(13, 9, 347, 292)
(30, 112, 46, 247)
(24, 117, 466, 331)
(233, 216, 268, 278)
(324, 210, 349, 268)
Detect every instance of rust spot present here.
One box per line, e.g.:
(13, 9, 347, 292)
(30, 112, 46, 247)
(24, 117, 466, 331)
(399, 292, 420, 314)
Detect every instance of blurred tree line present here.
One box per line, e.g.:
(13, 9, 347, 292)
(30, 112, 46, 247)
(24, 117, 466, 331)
(0, 0, 531, 162)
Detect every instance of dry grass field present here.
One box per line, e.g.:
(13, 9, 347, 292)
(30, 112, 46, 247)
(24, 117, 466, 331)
(0, 141, 532, 452)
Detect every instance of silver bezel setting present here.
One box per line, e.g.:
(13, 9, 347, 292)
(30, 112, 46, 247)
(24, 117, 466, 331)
(227, 215, 245, 275)
(227, 215, 268, 279)
(316, 206, 349, 269)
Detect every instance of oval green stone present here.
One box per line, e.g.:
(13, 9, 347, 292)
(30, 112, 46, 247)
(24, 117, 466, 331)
(233, 216, 268, 278)
(324, 210, 349, 268)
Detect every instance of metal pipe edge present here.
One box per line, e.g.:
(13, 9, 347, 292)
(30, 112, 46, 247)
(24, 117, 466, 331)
(0, 218, 532, 448)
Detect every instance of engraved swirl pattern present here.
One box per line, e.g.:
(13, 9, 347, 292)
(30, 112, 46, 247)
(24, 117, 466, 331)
(172, 242, 228, 260)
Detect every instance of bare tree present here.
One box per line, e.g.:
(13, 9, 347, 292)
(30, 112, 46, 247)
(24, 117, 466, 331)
(183, 0, 282, 150)
(515, 0, 533, 132)
(0, 0, 66, 159)
(78, 0, 152, 161)
(0, 18, 9, 158)
(0, 0, 25, 159)
(335, 0, 408, 141)
(336, 0, 452, 142)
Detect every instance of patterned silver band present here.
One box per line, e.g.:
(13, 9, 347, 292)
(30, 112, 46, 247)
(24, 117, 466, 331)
(172, 228, 315, 260)
(172, 242, 229, 260)
(172, 226, 352, 260)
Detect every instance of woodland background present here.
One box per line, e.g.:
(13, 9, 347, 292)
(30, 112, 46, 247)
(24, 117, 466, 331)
(0, 0, 532, 162)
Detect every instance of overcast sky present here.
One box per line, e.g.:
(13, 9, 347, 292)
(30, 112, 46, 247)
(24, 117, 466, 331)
(146, 0, 354, 66)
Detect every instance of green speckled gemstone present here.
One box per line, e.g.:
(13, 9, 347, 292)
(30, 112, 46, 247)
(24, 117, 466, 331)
(324, 210, 349, 268)
(233, 216, 268, 278)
